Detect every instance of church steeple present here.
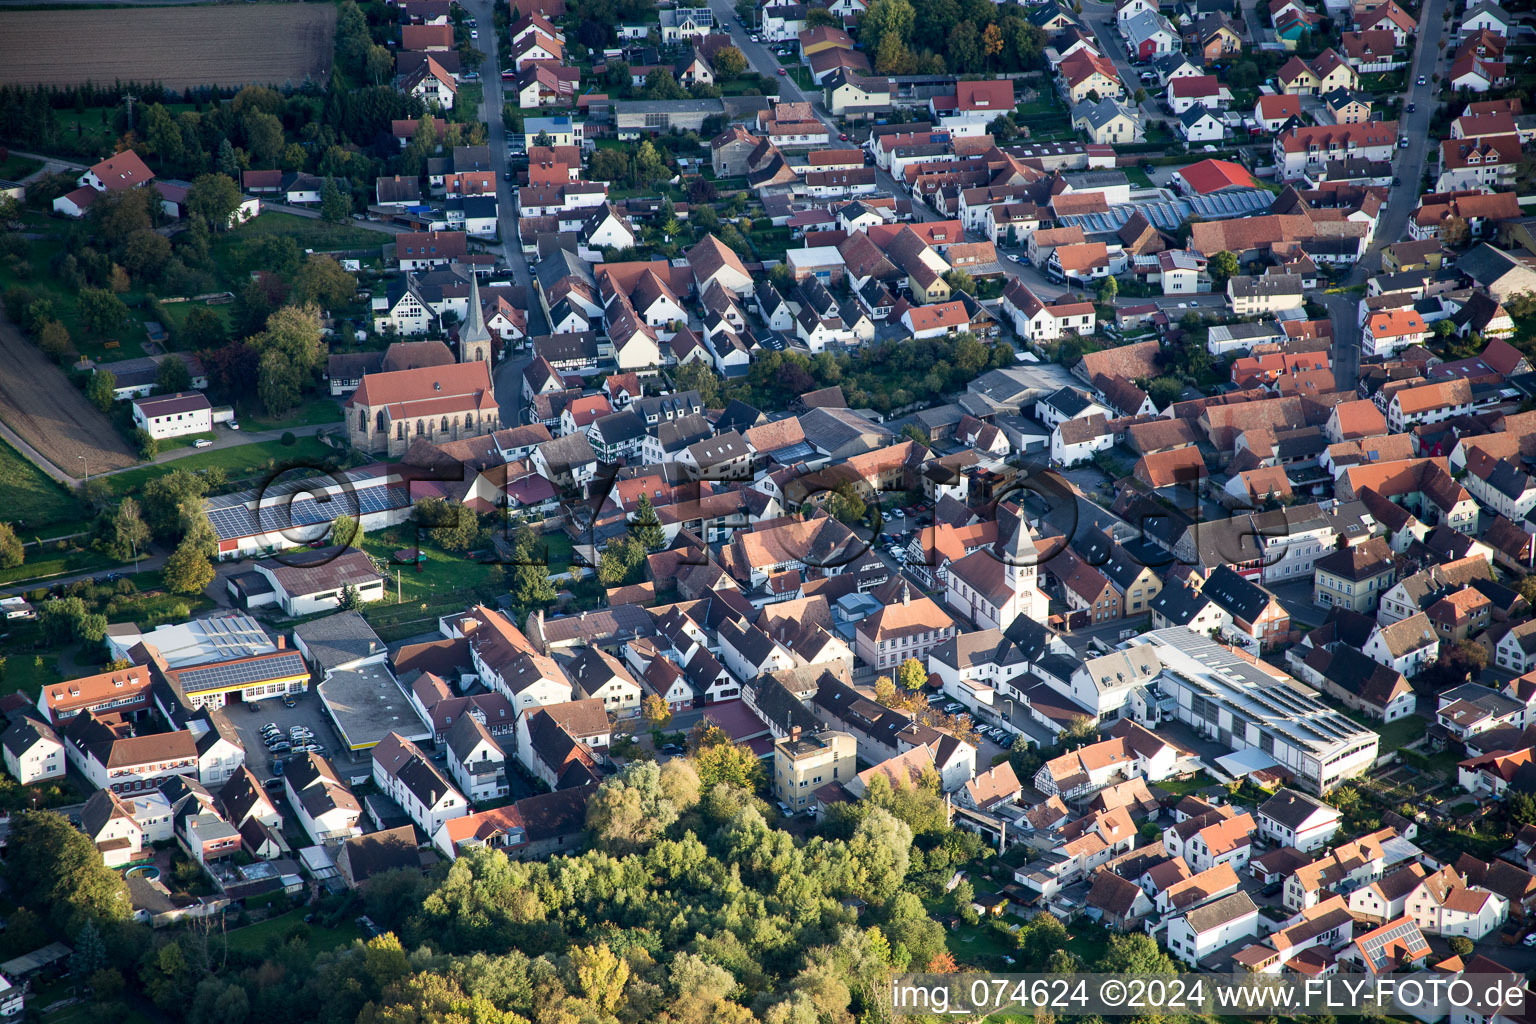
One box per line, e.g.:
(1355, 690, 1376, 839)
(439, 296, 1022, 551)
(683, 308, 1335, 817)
(460, 271, 492, 364)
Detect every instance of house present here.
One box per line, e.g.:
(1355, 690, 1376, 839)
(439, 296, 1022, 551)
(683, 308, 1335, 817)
(1313, 537, 1395, 612)
(252, 548, 385, 617)
(63, 712, 198, 795)
(445, 712, 508, 803)
(1363, 309, 1429, 359)
(1273, 122, 1397, 179)
(1258, 788, 1342, 852)
(1254, 94, 1304, 133)
(400, 56, 457, 110)
(1179, 107, 1226, 143)
(1166, 892, 1260, 965)
(1459, 0, 1511, 38)
(432, 784, 594, 860)
(1123, 9, 1178, 59)
(283, 752, 362, 844)
(1228, 274, 1305, 315)
(80, 789, 146, 868)
(336, 825, 419, 889)
(1363, 611, 1440, 678)
(1, 715, 65, 785)
(132, 392, 212, 440)
(372, 731, 468, 836)
(514, 701, 606, 790)
(1072, 98, 1143, 144)
(774, 728, 856, 811)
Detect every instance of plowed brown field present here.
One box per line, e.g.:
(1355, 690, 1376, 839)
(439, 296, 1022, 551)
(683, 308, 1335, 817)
(0, 5, 335, 89)
(0, 318, 137, 478)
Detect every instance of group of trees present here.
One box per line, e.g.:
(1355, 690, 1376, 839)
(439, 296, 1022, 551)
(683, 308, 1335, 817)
(862, 0, 1046, 76)
(597, 494, 666, 587)
(717, 332, 1017, 414)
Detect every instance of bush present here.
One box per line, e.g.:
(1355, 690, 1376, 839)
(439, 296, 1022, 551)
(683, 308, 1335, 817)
(280, 431, 297, 446)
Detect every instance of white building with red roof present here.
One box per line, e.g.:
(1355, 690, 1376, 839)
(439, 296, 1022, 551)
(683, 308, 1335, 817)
(53, 149, 156, 217)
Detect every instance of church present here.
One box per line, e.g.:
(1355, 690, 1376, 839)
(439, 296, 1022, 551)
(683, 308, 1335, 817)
(944, 508, 1052, 631)
(346, 275, 502, 456)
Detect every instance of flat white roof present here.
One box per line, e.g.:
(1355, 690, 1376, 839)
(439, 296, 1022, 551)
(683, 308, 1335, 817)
(787, 246, 847, 268)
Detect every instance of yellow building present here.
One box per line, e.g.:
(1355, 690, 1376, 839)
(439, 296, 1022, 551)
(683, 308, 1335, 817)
(774, 729, 856, 811)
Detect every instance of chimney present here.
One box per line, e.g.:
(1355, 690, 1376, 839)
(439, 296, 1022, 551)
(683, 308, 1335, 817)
(791, 726, 801, 743)
(276, 635, 286, 650)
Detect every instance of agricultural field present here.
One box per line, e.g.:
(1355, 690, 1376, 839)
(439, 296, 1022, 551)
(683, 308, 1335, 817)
(0, 317, 137, 478)
(0, 5, 336, 90)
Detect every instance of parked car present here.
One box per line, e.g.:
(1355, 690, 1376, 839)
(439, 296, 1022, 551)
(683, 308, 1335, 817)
(281, 695, 297, 708)
(661, 743, 685, 754)
(263, 776, 285, 790)
(1007, 253, 1020, 262)
(1405, 102, 1415, 112)
(268, 741, 292, 753)
(261, 723, 280, 735)
(777, 67, 786, 75)
(227, 421, 240, 430)
(1416, 74, 1426, 85)
(194, 438, 214, 448)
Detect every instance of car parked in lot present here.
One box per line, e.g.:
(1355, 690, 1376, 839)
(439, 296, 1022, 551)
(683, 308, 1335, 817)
(268, 741, 292, 753)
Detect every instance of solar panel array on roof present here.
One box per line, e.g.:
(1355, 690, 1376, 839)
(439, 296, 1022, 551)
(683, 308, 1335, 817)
(1359, 919, 1423, 970)
(208, 484, 410, 542)
(175, 651, 308, 695)
(1058, 189, 1272, 234)
(766, 441, 816, 462)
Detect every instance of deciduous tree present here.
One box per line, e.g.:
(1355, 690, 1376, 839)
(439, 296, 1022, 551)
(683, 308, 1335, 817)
(163, 537, 215, 595)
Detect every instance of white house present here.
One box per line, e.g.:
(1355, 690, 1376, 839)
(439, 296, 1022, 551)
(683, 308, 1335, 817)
(132, 392, 213, 439)
(283, 752, 363, 844)
(372, 731, 468, 837)
(1165, 892, 1260, 965)
(445, 713, 509, 804)
(1, 716, 65, 785)
(1257, 788, 1342, 852)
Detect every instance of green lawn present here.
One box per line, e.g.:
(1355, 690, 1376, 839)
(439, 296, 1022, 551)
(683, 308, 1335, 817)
(1123, 166, 1155, 188)
(240, 398, 344, 432)
(2, 651, 61, 701)
(0, 436, 77, 528)
(211, 212, 386, 261)
(0, 546, 119, 587)
(0, 154, 42, 181)
(104, 435, 338, 496)
(226, 909, 364, 954)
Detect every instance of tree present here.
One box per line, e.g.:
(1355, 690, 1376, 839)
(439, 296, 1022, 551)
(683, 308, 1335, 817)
(641, 693, 672, 730)
(292, 254, 357, 310)
(180, 307, 226, 350)
(862, 0, 916, 46)
(943, 268, 975, 295)
(38, 319, 72, 363)
(86, 370, 117, 412)
(416, 496, 482, 553)
(572, 943, 630, 1014)
(1208, 250, 1240, 285)
(1097, 932, 1177, 975)
(1096, 275, 1119, 303)
(586, 759, 700, 851)
(712, 45, 748, 79)
(901, 424, 929, 445)
(338, 583, 363, 610)
(133, 427, 158, 461)
(120, 229, 172, 283)
(6, 810, 131, 929)
(694, 738, 764, 789)
(987, 113, 1019, 143)
(184, 173, 241, 229)
(154, 356, 192, 394)
(251, 304, 326, 415)
(634, 139, 668, 185)
(0, 523, 21, 570)
(1448, 936, 1475, 957)
(896, 656, 927, 692)
(597, 535, 645, 587)
(875, 30, 916, 74)
(643, 69, 687, 100)
(163, 537, 215, 595)
(589, 147, 631, 185)
(824, 482, 866, 526)
(629, 492, 665, 551)
(1138, 376, 1180, 410)
(78, 288, 128, 339)
(331, 513, 359, 548)
(113, 497, 150, 569)
(320, 178, 351, 223)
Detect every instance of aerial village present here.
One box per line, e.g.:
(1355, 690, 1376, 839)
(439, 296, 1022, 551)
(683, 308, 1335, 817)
(4, 0, 1536, 1011)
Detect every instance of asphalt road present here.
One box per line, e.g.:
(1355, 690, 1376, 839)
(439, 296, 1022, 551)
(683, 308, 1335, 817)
(1325, 0, 1448, 389)
(461, 0, 549, 423)
(1077, 3, 1163, 121)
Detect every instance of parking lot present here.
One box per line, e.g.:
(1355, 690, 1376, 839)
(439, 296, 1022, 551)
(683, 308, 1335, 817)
(214, 687, 365, 786)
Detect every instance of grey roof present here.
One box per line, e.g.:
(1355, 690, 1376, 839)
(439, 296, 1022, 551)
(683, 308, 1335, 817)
(1182, 890, 1257, 934)
(612, 98, 725, 114)
(1, 715, 60, 758)
(445, 710, 502, 764)
(292, 611, 385, 672)
(1258, 787, 1335, 831)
